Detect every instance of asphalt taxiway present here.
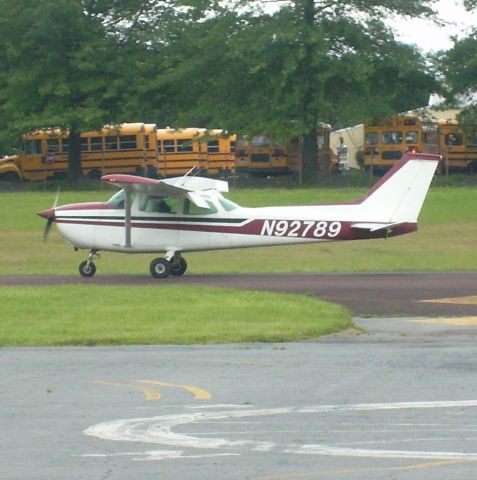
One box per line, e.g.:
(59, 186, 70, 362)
(1, 271, 477, 479)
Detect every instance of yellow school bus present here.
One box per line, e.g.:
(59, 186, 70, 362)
(235, 135, 288, 175)
(362, 115, 477, 174)
(363, 116, 423, 172)
(235, 125, 338, 176)
(0, 123, 158, 181)
(156, 128, 235, 177)
(437, 120, 477, 173)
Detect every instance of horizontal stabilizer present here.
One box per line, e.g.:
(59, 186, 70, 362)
(351, 222, 402, 232)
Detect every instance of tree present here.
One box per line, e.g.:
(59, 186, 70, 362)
(159, 0, 438, 179)
(0, 0, 145, 180)
(440, 1, 477, 125)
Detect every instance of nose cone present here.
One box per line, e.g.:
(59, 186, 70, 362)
(38, 208, 55, 220)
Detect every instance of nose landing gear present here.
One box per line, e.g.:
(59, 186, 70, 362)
(79, 249, 100, 278)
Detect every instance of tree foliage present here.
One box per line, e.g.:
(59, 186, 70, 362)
(0, 0, 440, 179)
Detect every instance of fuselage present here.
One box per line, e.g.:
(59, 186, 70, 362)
(47, 190, 415, 254)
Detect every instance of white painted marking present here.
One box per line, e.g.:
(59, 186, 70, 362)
(84, 400, 477, 462)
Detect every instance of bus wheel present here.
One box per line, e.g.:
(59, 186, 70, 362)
(87, 169, 102, 180)
(0, 172, 21, 182)
(79, 260, 96, 278)
(150, 258, 171, 278)
(468, 161, 477, 175)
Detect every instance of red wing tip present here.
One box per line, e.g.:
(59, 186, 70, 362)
(101, 174, 160, 185)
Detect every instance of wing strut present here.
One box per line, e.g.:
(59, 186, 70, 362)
(124, 187, 132, 247)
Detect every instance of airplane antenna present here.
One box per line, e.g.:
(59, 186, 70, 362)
(178, 165, 200, 186)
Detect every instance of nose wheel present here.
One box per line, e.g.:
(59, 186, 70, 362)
(79, 250, 99, 278)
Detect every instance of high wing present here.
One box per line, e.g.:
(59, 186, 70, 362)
(101, 174, 229, 247)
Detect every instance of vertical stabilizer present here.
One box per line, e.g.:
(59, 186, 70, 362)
(357, 153, 440, 223)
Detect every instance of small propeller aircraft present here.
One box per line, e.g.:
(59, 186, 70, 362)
(38, 152, 440, 278)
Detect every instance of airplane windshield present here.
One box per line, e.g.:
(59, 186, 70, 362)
(108, 190, 125, 209)
(218, 195, 238, 211)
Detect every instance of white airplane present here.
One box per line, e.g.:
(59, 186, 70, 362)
(38, 152, 439, 278)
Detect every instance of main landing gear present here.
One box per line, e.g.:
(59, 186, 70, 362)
(150, 255, 187, 278)
(77, 249, 188, 279)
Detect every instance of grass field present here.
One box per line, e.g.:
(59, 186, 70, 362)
(0, 184, 475, 346)
(0, 285, 352, 346)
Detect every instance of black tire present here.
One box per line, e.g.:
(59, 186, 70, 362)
(86, 169, 102, 180)
(79, 260, 96, 278)
(150, 258, 171, 278)
(0, 172, 21, 182)
(170, 257, 187, 276)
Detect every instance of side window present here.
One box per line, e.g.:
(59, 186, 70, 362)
(120, 135, 137, 150)
(207, 140, 219, 153)
(446, 133, 463, 146)
(139, 195, 177, 214)
(61, 138, 70, 153)
(47, 138, 60, 152)
(90, 136, 103, 151)
(163, 140, 175, 153)
(105, 136, 118, 150)
(80, 138, 89, 152)
(22, 139, 42, 154)
(183, 198, 218, 215)
(177, 139, 193, 152)
(365, 132, 378, 145)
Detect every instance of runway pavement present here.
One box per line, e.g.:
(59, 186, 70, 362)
(1, 270, 476, 316)
(1, 271, 477, 479)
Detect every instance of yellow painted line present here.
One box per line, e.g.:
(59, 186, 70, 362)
(420, 295, 477, 305)
(410, 317, 477, 326)
(95, 380, 161, 401)
(253, 459, 476, 479)
(137, 380, 212, 400)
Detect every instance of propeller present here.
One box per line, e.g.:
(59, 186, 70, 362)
(38, 188, 60, 242)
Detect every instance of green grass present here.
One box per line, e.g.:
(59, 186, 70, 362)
(0, 285, 352, 346)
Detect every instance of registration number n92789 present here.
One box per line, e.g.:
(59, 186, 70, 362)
(260, 220, 342, 238)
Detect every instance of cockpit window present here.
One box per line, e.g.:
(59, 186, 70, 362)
(139, 195, 177, 214)
(109, 190, 125, 209)
(218, 196, 238, 211)
(183, 198, 218, 215)
(108, 190, 136, 209)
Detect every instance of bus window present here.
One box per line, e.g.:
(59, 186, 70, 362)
(119, 135, 137, 150)
(382, 131, 403, 144)
(446, 133, 463, 146)
(47, 138, 60, 152)
(105, 136, 118, 150)
(163, 140, 175, 153)
(22, 139, 42, 154)
(61, 138, 69, 153)
(80, 138, 88, 151)
(207, 140, 219, 153)
(90, 136, 103, 151)
(365, 132, 378, 145)
(230, 140, 236, 154)
(405, 131, 419, 144)
(177, 139, 193, 152)
(251, 135, 269, 148)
